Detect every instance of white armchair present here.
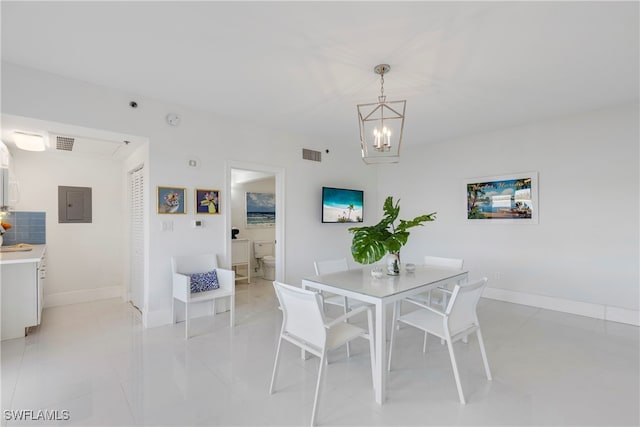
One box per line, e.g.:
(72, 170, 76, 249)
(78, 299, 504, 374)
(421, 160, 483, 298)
(171, 253, 235, 339)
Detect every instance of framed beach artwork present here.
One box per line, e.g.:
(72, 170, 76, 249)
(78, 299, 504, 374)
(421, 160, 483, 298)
(246, 192, 275, 228)
(321, 186, 364, 223)
(465, 172, 538, 224)
(196, 189, 220, 214)
(157, 186, 186, 214)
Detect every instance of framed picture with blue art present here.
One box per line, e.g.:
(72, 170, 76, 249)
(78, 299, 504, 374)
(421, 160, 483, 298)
(246, 192, 275, 228)
(196, 189, 220, 214)
(465, 172, 538, 224)
(157, 186, 186, 214)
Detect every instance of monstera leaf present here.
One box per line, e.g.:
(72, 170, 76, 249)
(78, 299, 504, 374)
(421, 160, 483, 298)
(348, 197, 436, 265)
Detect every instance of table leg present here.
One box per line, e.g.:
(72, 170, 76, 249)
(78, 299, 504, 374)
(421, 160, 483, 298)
(374, 299, 386, 404)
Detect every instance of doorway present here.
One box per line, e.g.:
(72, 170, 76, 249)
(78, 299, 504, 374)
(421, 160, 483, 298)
(225, 161, 285, 282)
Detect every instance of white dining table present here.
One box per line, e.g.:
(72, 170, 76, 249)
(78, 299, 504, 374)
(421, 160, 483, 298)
(302, 264, 468, 404)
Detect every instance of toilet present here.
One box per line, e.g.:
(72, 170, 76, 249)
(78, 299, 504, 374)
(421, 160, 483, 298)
(253, 241, 276, 281)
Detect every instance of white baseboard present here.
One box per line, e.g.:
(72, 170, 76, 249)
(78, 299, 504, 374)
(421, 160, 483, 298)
(44, 286, 122, 308)
(144, 300, 231, 329)
(483, 287, 639, 326)
(144, 308, 171, 329)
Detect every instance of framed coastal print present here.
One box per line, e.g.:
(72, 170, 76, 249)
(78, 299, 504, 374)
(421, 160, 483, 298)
(465, 172, 538, 224)
(157, 186, 186, 214)
(196, 189, 220, 214)
(246, 192, 275, 228)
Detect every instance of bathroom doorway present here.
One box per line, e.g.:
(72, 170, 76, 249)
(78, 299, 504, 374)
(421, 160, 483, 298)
(225, 162, 285, 283)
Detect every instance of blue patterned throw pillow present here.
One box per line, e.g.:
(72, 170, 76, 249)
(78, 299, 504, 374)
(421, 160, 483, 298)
(190, 270, 219, 293)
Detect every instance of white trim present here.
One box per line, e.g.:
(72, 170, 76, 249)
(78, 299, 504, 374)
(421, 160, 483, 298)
(44, 286, 122, 308)
(605, 306, 640, 326)
(143, 303, 231, 329)
(143, 308, 170, 329)
(483, 286, 639, 326)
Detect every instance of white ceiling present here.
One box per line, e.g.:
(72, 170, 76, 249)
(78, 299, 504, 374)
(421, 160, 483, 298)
(1, 2, 638, 147)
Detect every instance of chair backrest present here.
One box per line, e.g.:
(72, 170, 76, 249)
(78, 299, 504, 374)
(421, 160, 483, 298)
(446, 277, 488, 335)
(273, 281, 327, 350)
(424, 255, 464, 270)
(314, 258, 349, 275)
(171, 253, 218, 275)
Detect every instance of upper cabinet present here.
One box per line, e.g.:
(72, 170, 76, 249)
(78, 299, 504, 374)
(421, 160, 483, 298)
(0, 141, 20, 211)
(0, 141, 9, 169)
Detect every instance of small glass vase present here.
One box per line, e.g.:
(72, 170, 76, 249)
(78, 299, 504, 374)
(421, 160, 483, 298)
(386, 252, 400, 276)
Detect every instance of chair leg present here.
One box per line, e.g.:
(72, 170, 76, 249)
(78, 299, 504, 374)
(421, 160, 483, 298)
(387, 303, 397, 372)
(269, 337, 283, 394)
(392, 300, 400, 331)
(445, 338, 466, 404)
(230, 295, 235, 327)
(476, 328, 492, 380)
(185, 302, 190, 339)
(343, 297, 351, 358)
(423, 332, 428, 353)
(172, 298, 176, 324)
(311, 351, 327, 427)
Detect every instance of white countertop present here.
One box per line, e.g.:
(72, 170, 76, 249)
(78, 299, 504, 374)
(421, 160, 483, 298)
(0, 245, 46, 265)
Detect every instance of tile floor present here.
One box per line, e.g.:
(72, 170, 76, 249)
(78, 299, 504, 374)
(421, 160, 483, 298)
(1, 278, 639, 426)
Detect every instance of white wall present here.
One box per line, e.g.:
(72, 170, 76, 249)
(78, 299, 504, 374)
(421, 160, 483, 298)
(377, 104, 639, 324)
(6, 63, 635, 325)
(2, 63, 379, 326)
(11, 149, 124, 305)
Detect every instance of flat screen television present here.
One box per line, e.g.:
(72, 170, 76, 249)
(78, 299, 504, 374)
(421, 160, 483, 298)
(322, 187, 364, 223)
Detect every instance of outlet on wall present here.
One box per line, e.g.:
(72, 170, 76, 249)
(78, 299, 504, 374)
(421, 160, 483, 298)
(494, 272, 501, 281)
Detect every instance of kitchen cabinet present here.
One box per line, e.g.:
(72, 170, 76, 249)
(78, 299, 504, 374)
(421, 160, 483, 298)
(1, 245, 46, 340)
(231, 239, 250, 283)
(0, 141, 19, 211)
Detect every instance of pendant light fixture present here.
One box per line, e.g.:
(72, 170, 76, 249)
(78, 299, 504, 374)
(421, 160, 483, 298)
(357, 64, 406, 164)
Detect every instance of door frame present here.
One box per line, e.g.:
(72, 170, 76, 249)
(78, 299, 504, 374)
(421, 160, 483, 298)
(225, 161, 285, 282)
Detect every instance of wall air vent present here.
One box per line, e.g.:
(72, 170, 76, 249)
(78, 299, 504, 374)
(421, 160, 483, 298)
(56, 136, 75, 151)
(302, 148, 321, 162)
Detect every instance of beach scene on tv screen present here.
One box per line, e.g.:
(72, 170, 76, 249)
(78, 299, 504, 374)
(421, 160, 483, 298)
(323, 188, 363, 223)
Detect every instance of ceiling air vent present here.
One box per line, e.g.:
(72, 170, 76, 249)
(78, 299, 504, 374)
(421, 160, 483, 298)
(302, 148, 321, 162)
(56, 136, 75, 151)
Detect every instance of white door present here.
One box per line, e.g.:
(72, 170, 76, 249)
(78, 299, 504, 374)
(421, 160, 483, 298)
(128, 165, 144, 311)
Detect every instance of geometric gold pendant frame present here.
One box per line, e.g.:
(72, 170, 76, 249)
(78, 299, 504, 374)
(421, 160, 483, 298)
(357, 64, 406, 164)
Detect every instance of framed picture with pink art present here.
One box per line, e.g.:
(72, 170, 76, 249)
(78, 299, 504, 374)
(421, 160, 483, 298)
(157, 186, 186, 214)
(196, 189, 220, 214)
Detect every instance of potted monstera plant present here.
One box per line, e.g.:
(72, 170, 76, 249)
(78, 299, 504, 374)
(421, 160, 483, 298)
(349, 196, 436, 275)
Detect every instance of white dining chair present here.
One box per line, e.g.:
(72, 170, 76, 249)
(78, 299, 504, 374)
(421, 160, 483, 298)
(313, 258, 371, 357)
(387, 277, 492, 404)
(269, 281, 375, 426)
(171, 253, 235, 339)
(392, 256, 465, 349)
(421, 256, 465, 309)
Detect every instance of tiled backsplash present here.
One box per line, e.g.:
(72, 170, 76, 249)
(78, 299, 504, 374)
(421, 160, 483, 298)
(1, 211, 46, 245)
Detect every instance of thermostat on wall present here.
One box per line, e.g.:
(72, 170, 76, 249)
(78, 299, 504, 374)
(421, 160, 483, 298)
(193, 220, 203, 228)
